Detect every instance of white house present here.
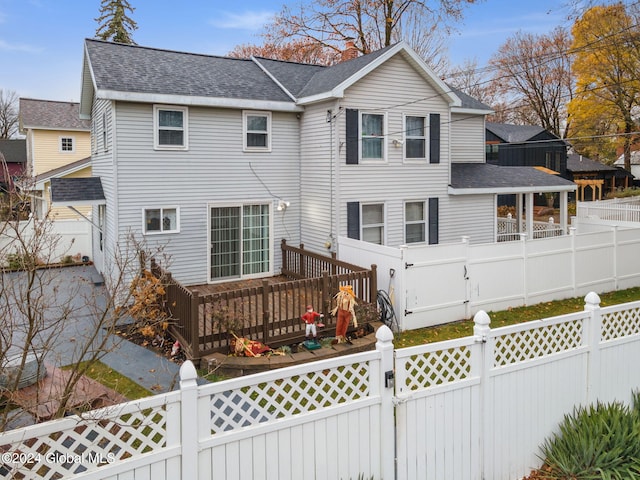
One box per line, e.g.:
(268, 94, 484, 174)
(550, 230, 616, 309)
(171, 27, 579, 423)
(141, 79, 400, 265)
(58, 39, 575, 287)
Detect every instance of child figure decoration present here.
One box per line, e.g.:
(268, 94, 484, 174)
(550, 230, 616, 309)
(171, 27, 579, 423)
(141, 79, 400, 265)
(331, 285, 358, 343)
(301, 305, 324, 344)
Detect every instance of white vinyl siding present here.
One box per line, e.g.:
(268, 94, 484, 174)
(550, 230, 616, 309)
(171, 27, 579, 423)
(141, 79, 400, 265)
(450, 114, 486, 163)
(337, 53, 451, 247)
(109, 102, 299, 285)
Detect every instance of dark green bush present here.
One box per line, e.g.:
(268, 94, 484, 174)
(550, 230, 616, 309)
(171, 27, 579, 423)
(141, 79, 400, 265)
(538, 392, 640, 479)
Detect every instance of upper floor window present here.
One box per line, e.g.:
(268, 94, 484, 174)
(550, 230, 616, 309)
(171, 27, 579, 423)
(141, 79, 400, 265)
(405, 116, 426, 160)
(143, 207, 179, 234)
(361, 113, 385, 160)
(243, 111, 271, 151)
(60, 137, 74, 153)
(154, 105, 188, 150)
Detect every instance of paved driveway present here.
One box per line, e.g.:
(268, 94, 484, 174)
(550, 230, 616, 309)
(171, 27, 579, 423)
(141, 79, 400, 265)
(4, 264, 181, 394)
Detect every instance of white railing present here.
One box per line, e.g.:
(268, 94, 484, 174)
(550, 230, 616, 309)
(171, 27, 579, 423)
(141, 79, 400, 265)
(578, 196, 640, 223)
(497, 214, 563, 242)
(2, 293, 640, 480)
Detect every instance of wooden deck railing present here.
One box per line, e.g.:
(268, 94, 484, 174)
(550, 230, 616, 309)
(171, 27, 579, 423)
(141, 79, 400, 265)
(152, 245, 377, 362)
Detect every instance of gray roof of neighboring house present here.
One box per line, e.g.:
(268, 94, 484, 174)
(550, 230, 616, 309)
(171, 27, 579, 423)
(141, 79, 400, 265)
(50, 177, 105, 205)
(567, 153, 617, 172)
(19, 98, 90, 130)
(486, 122, 548, 143)
(451, 163, 575, 192)
(84, 39, 293, 103)
(0, 139, 27, 164)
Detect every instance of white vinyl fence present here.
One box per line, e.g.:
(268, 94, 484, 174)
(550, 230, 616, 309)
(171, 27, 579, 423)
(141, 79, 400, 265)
(2, 293, 640, 480)
(0, 218, 92, 266)
(339, 222, 640, 331)
(578, 196, 640, 224)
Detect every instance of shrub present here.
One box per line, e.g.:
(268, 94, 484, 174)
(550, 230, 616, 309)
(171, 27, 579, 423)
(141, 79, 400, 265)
(537, 392, 640, 479)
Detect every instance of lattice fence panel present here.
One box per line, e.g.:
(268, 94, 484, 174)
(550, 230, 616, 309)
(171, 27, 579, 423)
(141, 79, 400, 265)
(493, 319, 583, 367)
(0, 406, 168, 479)
(398, 346, 471, 391)
(209, 362, 371, 434)
(601, 307, 640, 342)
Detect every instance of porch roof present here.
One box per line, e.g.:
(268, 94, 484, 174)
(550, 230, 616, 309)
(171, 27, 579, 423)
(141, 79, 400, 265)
(449, 163, 576, 195)
(50, 177, 105, 206)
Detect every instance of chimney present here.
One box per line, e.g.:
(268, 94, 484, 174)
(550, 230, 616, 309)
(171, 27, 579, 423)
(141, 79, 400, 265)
(341, 39, 359, 62)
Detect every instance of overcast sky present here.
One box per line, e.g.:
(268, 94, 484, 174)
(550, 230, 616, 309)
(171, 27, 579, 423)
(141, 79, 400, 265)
(0, 0, 571, 102)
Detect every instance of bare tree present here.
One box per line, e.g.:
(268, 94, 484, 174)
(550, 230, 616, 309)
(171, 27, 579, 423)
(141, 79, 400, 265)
(445, 58, 496, 106)
(0, 89, 19, 139)
(0, 177, 168, 427)
(256, 0, 475, 72)
(487, 27, 574, 138)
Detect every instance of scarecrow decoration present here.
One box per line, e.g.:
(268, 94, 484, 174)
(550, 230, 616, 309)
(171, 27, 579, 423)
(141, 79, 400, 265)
(331, 285, 358, 343)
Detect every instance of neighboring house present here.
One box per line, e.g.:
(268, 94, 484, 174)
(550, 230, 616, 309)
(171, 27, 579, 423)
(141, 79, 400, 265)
(486, 122, 568, 177)
(566, 153, 631, 201)
(19, 98, 92, 218)
(0, 139, 27, 192)
(69, 39, 575, 287)
(614, 151, 640, 185)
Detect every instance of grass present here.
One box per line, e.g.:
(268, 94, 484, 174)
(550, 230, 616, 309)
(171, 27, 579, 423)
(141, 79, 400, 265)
(64, 361, 153, 400)
(393, 286, 640, 349)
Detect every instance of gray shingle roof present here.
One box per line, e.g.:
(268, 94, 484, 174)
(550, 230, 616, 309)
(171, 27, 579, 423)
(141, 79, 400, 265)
(486, 123, 546, 143)
(85, 39, 293, 103)
(448, 85, 492, 111)
(451, 163, 575, 191)
(252, 57, 325, 98)
(20, 98, 90, 130)
(0, 139, 27, 164)
(50, 177, 105, 205)
(35, 156, 91, 184)
(567, 153, 617, 172)
(296, 44, 396, 98)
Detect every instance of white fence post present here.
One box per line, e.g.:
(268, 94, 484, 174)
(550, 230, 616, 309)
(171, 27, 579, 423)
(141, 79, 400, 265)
(180, 360, 199, 480)
(376, 325, 396, 480)
(473, 310, 492, 479)
(584, 292, 602, 404)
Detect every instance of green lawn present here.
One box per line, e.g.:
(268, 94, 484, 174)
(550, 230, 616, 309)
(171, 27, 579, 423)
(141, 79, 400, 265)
(65, 361, 153, 400)
(393, 286, 640, 349)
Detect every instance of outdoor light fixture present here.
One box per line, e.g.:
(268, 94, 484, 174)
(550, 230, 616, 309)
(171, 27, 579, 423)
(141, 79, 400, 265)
(392, 139, 404, 146)
(277, 200, 290, 211)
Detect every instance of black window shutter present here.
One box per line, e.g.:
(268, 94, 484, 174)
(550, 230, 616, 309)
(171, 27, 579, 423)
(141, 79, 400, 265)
(347, 202, 360, 239)
(428, 197, 439, 244)
(346, 109, 359, 165)
(429, 113, 440, 164)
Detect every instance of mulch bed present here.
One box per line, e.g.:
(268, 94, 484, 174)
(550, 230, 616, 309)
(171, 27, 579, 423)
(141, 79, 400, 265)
(115, 324, 187, 365)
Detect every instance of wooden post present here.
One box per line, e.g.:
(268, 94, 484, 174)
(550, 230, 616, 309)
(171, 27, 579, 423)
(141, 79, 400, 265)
(262, 280, 270, 344)
(281, 239, 288, 274)
(300, 243, 306, 278)
(190, 291, 200, 360)
(322, 271, 330, 317)
(370, 264, 377, 304)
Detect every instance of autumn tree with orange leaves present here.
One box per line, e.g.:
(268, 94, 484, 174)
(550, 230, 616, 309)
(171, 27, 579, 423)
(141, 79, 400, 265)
(568, 3, 640, 167)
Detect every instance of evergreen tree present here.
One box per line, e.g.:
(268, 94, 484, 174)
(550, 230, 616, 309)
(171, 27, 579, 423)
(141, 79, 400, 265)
(95, 0, 138, 45)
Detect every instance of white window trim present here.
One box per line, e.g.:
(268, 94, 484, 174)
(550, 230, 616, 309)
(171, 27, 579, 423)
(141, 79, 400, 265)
(243, 111, 272, 152)
(59, 136, 75, 153)
(360, 202, 386, 245)
(142, 206, 180, 235)
(359, 111, 387, 163)
(404, 200, 427, 244)
(207, 201, 274, 283)
(403, 114, 427, 163)
(153, 105, 188, 150)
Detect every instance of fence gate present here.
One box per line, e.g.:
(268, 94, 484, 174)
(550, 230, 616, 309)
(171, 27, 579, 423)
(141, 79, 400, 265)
(403, 242, 469, 328)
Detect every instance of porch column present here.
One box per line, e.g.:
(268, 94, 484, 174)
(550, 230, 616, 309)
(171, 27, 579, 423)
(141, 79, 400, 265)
(525, 192, 534, 238)
(560, 191, 568, 233)
(516, 194, 524, 233)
